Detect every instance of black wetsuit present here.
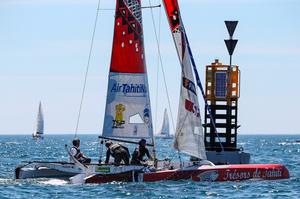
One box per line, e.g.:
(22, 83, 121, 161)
(131, 146, 151, 165)
(105, 144, 130, 166)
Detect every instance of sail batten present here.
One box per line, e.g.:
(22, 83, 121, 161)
(163, 0, 206, 160)
(102, 0, 153, 140)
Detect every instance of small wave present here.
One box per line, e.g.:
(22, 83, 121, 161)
(5, 142, 23, 145)
(0, 178, 15, 185)
(39, 179, 68, 186)
(279, 142, 290, 146)
(279, 141, 300, 146)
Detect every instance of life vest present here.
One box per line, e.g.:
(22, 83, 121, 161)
(72, 146, 83, 160)
(109, 143, 121, 154)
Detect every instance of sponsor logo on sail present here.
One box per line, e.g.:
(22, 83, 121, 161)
(111, 83, 147, 96)
(185, 99, 200, 118)
(113, 104, 126, 128)
(183, 77, 196, 95)
(143, 107, 150, 124)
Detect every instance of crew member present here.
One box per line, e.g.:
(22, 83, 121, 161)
(131, 139, 153, 165)
(70, 138, 91, 164)
(105, 141, 130, 166)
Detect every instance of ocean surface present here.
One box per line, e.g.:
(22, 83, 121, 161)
(0, 134, 299, 198)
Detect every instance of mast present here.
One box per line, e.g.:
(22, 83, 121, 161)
(102, 0, 154, 146)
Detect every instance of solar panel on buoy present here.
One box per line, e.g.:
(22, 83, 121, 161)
(215, 72, 227, 98)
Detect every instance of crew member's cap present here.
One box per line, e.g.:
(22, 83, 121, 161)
(72, 138, 80, 146)
(139, 138, 146, 146)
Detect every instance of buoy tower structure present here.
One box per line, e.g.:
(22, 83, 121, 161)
(204, 21, 250, 164)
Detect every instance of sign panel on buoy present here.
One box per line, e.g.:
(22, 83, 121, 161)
(224, 39, 238, 56)
(225, 21, 238, 38)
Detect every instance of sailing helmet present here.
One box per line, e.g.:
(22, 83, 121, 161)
(72, 138, 80, 146)
(105, 140, 113, 147)
(139, 139, 146, 146)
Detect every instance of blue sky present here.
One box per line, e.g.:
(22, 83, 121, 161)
(0, 0, 299, 135)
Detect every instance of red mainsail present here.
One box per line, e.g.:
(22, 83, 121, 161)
(110, 0, 146, 73)
(163, 0, 180, 32)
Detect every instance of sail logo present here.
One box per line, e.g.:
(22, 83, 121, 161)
(111, 83, 147, 96)
(183, 77, 196, 95)
(113, 104, 126, 128)
(185, 99, 200, 118)
(143, 107, 150, 124)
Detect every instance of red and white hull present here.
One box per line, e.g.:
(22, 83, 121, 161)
(85, 164, 289, 183)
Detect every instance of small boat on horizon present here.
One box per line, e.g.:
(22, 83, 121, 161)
(156, 109, 173, 139)
(32, 101, 44, 139)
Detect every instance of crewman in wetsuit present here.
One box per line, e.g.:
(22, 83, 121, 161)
(105, 141, 130, 166)
(70, 138, 91, 164)
(131, 139, 153, 165)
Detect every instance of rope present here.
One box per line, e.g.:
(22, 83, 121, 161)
(74, 0, 102, 138)
(147, 0, 176, 134)
(154, 2, 162, 134)
(97, 5, 161, 11)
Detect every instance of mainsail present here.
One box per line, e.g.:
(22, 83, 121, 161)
(102, 0, 153, 139)
(159, 109, 170, 137)
(163, 0, 206, 159)
(33, 102, 44, 137)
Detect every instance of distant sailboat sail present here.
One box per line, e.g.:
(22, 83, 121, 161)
(163, 0, 206, 159)
(33, 102, 44, 138)
(102, 0, 153, 140)
(158, 109, 170, 137)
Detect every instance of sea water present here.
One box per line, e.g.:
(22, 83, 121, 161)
(0, 134, 299, 198)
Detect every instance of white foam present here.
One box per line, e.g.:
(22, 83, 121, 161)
(40, 179, 68, 185)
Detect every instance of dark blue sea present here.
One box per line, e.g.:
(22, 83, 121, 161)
(0, 134, 299, 198)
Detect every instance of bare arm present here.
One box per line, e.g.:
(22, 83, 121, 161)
(145, 148, 153, 160)
(105, 149, 110, 164)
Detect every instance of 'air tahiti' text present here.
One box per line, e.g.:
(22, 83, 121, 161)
(111, 83, 147, 95)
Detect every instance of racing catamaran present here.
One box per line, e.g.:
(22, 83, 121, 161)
(15, 0, 289, 183)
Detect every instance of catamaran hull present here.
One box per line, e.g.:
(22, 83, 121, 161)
(15, 162, 83, 179)
(85, 164, 289, 183)
(15, 167, 77, 179)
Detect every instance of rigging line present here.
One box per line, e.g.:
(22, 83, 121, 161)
(74, 0, 102, 138)
(97, 5, 161, 10)
(147, 0, 176, 134)
(183, 31, 224, 152)
(154, 2, 162, 134)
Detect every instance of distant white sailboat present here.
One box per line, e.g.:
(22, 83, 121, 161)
(32, 102, 44, 139)
(157, 109, 173, 139)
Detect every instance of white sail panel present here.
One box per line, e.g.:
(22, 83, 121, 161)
(173, 48, 206, 159)
(102, 73, 153, 138)
(163, 0, 206, 159)
(159, 109, 170, 137)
